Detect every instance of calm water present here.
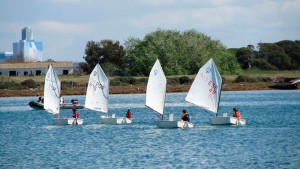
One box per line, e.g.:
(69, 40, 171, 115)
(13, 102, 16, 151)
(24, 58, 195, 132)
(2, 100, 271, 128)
(0, 90, 299, 168)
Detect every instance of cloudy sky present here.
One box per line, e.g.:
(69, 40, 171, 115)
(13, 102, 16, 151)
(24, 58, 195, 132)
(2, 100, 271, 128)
(0, 0, 299, 62)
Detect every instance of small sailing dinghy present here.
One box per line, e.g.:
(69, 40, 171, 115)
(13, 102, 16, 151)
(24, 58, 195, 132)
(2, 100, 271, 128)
(185, 58, 246, 125)
(85, 64, 132, 124)
(44, 65, 84, 125)
(146, 59, 194, 128)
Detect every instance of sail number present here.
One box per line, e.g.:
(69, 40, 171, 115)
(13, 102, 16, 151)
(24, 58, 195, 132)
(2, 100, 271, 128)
(208, 80, 219, 100)
(48, 84, 57, 92)
(200, 72, 209, 82)
(201, 72, 219, 100)
(89, 82, 105, 91)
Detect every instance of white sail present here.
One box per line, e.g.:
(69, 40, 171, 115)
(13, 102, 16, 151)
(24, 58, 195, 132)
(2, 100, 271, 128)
(146, 59, 167, 115)
(85, 64, 109, 113)
(185, 58, 222, 113)
(44, 65, 61, 114)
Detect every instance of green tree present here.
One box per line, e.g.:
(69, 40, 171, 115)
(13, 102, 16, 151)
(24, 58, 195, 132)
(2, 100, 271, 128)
(124, 29, 239, 76)
(80, 40, 125, 75)
(258, 43, 291, 70)
(229, 45, 256, 69)
(275, 40, 300, 69)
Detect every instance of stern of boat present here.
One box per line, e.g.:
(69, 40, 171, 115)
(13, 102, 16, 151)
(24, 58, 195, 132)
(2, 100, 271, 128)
(68, 118, 84, 125)
(101, 114, 132, 124)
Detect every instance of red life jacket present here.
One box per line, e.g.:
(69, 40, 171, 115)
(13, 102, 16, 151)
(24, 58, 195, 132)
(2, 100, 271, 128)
(73, 111, 79, 118)
(126, 111, 132, 118)
(236, 112, 241, 118)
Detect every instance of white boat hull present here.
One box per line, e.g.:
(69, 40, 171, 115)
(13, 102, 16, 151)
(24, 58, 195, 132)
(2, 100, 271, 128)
(155, 120, 194, 128)
(52, 118, 84, 125)
(100, 115, 132, 124)
(209, 117, 246, 125)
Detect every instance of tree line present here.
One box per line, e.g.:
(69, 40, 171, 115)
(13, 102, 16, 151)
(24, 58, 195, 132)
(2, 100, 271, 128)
(79, 29, 300, 76)
(229, 40, 300, 71)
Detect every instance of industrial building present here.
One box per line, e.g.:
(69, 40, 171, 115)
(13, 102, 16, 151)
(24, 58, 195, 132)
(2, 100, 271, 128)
(0, 52, 13, 63)
(0, 27, 75, 76)
(0, 62, 73, 76)
(13, 27, 43, 62)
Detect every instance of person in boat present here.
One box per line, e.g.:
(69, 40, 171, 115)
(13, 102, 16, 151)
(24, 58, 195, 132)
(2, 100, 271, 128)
(233, 108, 242, 118)
(60, 95, 65, 104)
(181, 110, 190, 122)
(72, 108, 79, 118)
(38, 96, 42, 103)
(126, 108, 132, 118)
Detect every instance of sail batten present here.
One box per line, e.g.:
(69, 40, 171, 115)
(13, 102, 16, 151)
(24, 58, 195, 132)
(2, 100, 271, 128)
(44, 65, 61, 115)
(145, 60, 167, 115)
(185, 58, 222, 113)
(85, 64, 109, 113)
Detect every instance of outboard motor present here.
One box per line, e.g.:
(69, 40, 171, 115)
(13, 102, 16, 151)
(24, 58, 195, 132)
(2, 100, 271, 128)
(71, 99, 79, 104)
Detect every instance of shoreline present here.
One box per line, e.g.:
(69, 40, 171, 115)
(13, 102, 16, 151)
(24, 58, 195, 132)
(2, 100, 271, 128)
(0, 82, 279, 97)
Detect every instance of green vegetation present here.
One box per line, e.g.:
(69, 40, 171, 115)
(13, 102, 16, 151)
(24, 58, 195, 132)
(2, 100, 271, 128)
(80, 29, 240, 76)
(230, 40, 300, 71)
(80, 40, 125, 75)
(235, 75, 272, 83)
(0, 82, 22, 90)
(79, 29, 299, 77)
(61, 81, 78, 89)
(21, 79, 38, 88)
(124, 29, 239, 76)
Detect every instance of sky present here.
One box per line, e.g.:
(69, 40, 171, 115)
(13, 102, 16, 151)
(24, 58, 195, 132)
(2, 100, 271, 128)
(0, 0, 299, 62)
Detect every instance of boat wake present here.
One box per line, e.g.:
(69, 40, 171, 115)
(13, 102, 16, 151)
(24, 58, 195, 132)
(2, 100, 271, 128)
(83, 124, 106, 129)
(42, 125, 61, 130)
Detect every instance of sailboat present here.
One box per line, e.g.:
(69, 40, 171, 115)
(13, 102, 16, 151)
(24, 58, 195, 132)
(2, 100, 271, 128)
(146, 59, 194, 128)
(85, 64, 132, 124)
(185, 58, 246, 125)
(44, 65, 84, 125)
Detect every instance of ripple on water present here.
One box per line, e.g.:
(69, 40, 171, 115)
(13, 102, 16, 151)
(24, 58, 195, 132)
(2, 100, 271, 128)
(0, 90, 300, 168)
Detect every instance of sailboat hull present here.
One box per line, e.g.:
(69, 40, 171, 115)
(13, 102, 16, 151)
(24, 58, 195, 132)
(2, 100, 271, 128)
(52, 118, 84, 125)
(209, 117, 246, 125)
(100, 116, 132, 124)
(155, 120, 194, 128)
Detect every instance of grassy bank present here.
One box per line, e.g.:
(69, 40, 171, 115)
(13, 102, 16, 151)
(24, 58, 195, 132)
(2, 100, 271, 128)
(0, 70, 299, 97)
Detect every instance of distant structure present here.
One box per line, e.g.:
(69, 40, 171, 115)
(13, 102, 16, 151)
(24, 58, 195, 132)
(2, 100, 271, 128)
(0, 27, 75, 76)
(13, 27, 43, 62)
(0, 62, 73, 76)
(0, 52, 13, 63)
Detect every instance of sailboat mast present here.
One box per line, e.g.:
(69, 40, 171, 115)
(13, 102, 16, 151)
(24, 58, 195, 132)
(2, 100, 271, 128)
(216, 81, 222, 117)
(161, 88, 167, 121)
(107, 79, 110, 117)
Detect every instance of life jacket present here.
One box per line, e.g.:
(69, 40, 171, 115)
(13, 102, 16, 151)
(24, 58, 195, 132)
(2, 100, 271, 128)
(181, 113, 190, 122)
(73, 111, 79, 118)
(126, 111, 132, 118)
(236, 112, 241, 118)
(233, 112, 236, 117)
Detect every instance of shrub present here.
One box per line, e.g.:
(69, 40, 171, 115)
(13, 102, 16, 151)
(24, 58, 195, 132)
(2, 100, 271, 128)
(252, 58, 278, 70)
(110, 78, 126, 86)
(235, 75, 272, 83)
(126, 77, 136, 84)
(179, 76, 191, 84)
(221, 77, 227, 84)
(235, 75, 257, 83)
(61, 81, 77, 88)
(0, 82, 22, 90)
(167, 77, 180, 85)
(21, 79, 37, 88)
(136, 77, 148, 84)
(255, 77, 272, 82)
